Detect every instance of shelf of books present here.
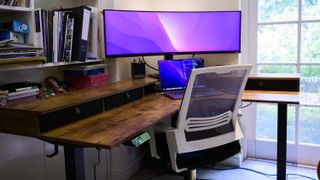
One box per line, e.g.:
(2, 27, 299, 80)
(0, 5, 102, 71)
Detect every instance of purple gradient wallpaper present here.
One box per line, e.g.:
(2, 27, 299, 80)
(103, 10, 241, 57)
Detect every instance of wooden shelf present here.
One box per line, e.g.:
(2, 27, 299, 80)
(0, 5, 33, 12)
(0, 59, 104, 71)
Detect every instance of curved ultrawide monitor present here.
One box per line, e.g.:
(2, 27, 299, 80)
(103, 10, 241, 58)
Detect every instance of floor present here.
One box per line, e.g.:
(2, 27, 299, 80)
(130, 158, 318, 180)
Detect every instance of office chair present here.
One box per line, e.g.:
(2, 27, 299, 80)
(148, 65, 252, 179)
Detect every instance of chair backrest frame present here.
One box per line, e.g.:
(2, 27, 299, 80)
(174, 65, 252, 153)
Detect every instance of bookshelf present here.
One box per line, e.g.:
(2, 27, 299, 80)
(0, 0, 105, 71)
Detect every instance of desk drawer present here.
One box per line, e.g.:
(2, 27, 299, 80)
(39, 99, 103, 132)
(104, 88, 143, 110)
(245, 79, 300, 92)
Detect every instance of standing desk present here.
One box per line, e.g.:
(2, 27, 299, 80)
(0, 77, 299, 180)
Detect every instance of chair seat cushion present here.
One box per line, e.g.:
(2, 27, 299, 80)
(155, 133, 241, 170)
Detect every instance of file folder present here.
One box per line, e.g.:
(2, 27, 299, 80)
(67, 6, 91, 61)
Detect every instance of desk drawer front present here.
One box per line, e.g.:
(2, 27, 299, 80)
(104, 88, 143, 110)
(39, 99, 103, 132)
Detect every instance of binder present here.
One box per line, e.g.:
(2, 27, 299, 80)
(46, 11, 54, 62)
(34, 9, 44, 48)
(86, 6, 99, 60)
(65, 6, 91, 61)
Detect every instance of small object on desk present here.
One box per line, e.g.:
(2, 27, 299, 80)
(63, 64, 108, 89)
(131, 132, 150, 147)
(64, 73, 109, 89)
(131, 59, 145, 79)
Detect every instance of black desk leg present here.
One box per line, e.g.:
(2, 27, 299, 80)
(64, 145, 85, 180)
(277, 103, 287, 180)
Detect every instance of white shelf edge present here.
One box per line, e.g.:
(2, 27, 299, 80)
(44, 59, 103, 67)
(0, 59, 104, 71)
(0, 5, 33, 12)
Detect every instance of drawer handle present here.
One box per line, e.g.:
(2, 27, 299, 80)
(126, 92, 131, 99)
(74, 107, 81, 115)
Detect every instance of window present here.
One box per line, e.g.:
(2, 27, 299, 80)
(247, 0, 320, 165)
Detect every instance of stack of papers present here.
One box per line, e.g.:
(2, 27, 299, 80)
(0, 45, 46, 66)
(0, 82, 39, 106)
(0, 90, 8, 106)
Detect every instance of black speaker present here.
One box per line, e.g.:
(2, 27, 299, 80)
(131, 62, 146, 79)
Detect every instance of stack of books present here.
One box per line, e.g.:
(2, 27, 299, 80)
(0, 20, 46, 66)
(0, 45, 46, 66)
(63, 64, 108, 89)
(0, 82, 39, 105)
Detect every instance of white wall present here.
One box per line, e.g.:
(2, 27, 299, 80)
(0, 1, 242, 180)
(109, 0, 241, 81)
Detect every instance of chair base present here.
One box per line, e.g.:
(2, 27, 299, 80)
(183, 169, 197, 180)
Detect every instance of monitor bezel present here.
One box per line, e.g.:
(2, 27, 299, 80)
(103, 9, 242, 58)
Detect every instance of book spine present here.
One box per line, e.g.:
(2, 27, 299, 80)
(47, 11, 53, 63)
(63, 13, 74, 62)
(8, 87, 39, 96)
(7, 91, 38, 100)
(53, 11, 58, 63)
(58, 11, 65, 62)
(86, 7, 98, 60)
(34, 9, 43, 48)
(41, 9, 48, 62)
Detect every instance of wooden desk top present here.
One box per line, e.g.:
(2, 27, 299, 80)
(39, 94, 181, 148)
(0, 78, 157, 114)
(242, 90, 300, 104)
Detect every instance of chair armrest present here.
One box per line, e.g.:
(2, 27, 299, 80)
(147, 124, 176, 159)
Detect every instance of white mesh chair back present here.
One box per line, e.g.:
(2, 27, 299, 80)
(172, 65, 251, 154)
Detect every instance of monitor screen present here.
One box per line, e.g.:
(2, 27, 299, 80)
(103, 10, 241, 58)
(158, 59, 203, 91)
